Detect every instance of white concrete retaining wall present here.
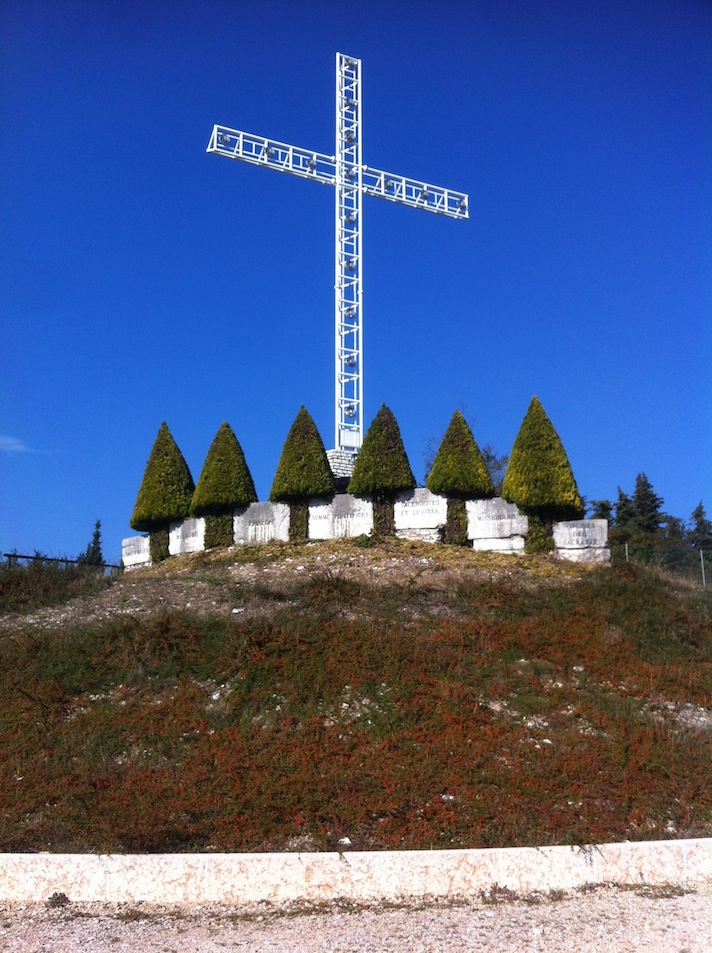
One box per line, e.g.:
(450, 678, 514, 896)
(123, 496, 610, 569)
(1, 840, 709, 904)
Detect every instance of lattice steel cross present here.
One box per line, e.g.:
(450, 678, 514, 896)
(207, 53, 468, 457)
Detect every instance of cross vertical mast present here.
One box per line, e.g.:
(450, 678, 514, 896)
(206, 53, 468, 465)
(335, 53, 363, 453)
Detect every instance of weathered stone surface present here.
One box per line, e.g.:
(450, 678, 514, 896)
(554, 519, 608, 549)
(556, 547, 611, 564)
(0, 838, 709, 903)
(169, 517, 205, 556)
(394, 489, 446, 543)
(471, 536, 526, 553)
(309, 494, 373, 539)
(554, 519, 610, 563)
(234, 502, 290, 545)
(121, 535, 151, 570)
(326, 449, 357, 480)
(467, 498, 528, 540)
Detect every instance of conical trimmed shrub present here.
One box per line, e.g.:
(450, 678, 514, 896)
(269, 407, 335, 503)
(348, 405, 415, 535)
(130, 422, 195, 533)
(426, 411, 494, 499)
(191, 422, 257, 517)
(502, 396, 584, 539)
(269, 407, 335, 542)
(347, 405, 415, 497)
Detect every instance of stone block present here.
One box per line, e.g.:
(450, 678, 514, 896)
(467, 498, 528, 541)
(471, 536, 526, 553)
(553, 519, 608, 549)
(234, 502, 290, 545)
(168, 518, 205, 556)
(554, 519, 610, 563)
(308, 494, 374, 539)
(394, 489, 446, 542)
(121, 535, 151, 570)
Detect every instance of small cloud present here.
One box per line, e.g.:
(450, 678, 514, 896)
(0, 435, 34, 455)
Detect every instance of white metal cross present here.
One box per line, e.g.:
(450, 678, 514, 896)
(207, 52, 468, 457)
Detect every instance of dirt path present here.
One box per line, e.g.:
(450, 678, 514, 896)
(2, 887, 710, 953)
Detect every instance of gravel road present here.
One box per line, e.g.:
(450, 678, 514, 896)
(2, 887, 710, 952)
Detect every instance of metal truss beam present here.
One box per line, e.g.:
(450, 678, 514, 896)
(207, 53, 468, 456)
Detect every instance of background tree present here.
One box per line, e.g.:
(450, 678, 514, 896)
(348, 404, 415, 535)
(76, 519, 103, 567)
(481, 444, 509, 495)
(688, 501, 712, 551)
(191, 422, 258, 548)
(269, 407, 335, 540)
(501, 396, 584, 552)
(588, 499, 613, 522)
(613, 488, 636, 533)
(426, 410, 494, 544)
(130, 422, 195, 562)
(631, 472, 664, 535)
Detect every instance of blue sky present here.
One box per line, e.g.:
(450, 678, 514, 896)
(2, 0, 710, 563)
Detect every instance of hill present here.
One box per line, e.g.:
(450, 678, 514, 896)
(0, 539, 710, 853)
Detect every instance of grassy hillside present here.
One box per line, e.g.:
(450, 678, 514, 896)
(0, 540, 710, 854)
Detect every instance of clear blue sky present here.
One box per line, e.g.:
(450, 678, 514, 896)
(2, 0, 710, 563)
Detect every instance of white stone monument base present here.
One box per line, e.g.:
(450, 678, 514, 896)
(553, 519, 610, 564)
(169, 518, 205, 556)
(309, 494, 374, 539)
(472, 536, 526, 553)
(394, 488, 447, 543)
(234, 502, 290, 545)
(467, 499, 528, 551)
(121, 535, 151, 570)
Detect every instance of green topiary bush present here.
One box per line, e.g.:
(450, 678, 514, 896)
(191, 422, 257, 517)
(426, 410, 495, 499)
(501, 396, 584, 553)
(203, 514, 234, 550)
(348, 405, 415, 535)
(269, 407, 335, 540)
(426, 411, 494, 545)
(190, 422, 257, 549)
(130, 423, 195, 541)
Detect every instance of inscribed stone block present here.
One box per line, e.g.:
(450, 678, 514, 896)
(467, 498, 528, 540)
(394, 488, 447, 530)
(169, 517, 205, 556)
(553, 519, 608, 549)
(121, 535, 151, 569)
(234, 502, 290, 545)
(308, 494, 373, 539)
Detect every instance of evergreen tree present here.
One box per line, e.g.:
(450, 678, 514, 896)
(614, 488, 635, 529)
(501, 397, 584, 519)
(130, 423, 195, 560)
(269, 407, 335, 540)
(631, 472, 664, 534)
(688, 501, 712, 550)
(348, 405, 415, 535)
(77, 519, 103, 567)
(348, 405, 415, 497)
(589, 499, 613, 522)
(426, 410, 494, 499)
(426, 410, 494, 545)
(191, 422, 258, 549)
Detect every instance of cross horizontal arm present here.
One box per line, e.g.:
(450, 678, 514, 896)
(207, 124, 469, 219)
(361, 166, 468, 218)
(207, 125, 336, 185)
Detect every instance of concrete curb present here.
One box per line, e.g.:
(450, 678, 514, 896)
(1, 839, 710, 904)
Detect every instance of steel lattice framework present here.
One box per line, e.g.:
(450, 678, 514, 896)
(207, 53, 468, 455)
